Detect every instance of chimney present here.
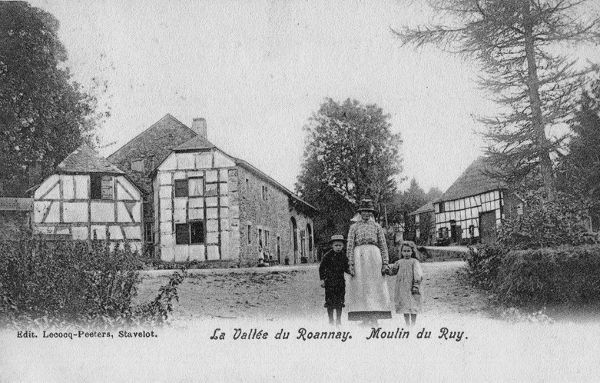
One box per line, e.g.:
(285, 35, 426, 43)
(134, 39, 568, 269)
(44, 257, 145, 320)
(191, 117, 207, 139)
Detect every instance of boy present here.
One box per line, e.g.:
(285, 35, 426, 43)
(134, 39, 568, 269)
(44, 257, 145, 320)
(319, 235, 349, 325)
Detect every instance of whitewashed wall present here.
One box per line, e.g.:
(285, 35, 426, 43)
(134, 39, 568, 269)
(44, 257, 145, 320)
(32, 174, 143, 251)
(434, 190, 503, 239)
(155, 149, 239, 262)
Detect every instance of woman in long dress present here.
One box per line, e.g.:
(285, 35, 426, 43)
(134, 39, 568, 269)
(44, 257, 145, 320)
(389, 241, 423, 326)
(345, 199, 392, 324)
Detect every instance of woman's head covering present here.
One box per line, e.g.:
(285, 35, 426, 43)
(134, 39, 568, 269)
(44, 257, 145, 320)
(357, 199, 376, 213)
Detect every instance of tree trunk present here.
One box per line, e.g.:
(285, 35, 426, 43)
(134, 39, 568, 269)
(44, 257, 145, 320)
(522, 0, 556, 200)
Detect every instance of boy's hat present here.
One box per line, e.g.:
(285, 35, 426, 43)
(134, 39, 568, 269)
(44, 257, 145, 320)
(329, 234, 345, 244)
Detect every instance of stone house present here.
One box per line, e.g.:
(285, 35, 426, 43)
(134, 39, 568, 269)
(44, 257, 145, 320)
(408, 202, 436, 245)
(434, 157, 523, 245)
(108, 114, 317, 266)
(31, 144, 144, 250)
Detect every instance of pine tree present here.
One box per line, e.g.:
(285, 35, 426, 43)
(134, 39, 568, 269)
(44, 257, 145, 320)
(394, 0, 600, 199)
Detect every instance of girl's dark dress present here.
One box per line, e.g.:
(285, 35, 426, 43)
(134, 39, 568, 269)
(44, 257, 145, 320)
(319, 249, 349, 308)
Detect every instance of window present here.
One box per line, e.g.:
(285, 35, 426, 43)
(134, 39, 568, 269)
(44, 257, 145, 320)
(174, 179, 188, 197)
(190, 221, 204, 244)
(189, 177, 204, 197)
(175, 221, 205, 245)
(264, 230, 270, 247)
(438, 202, 445, 213)
(175, 224, 189, 245)
(144, 222, 154, 243)
(131, 159, 144, 172)
(258, 228, 263, 247)
(415, 215, 420, 224)
(261, 185, 268, 201)
(91, 175, 113, 200)
(247, 225, 252, 244)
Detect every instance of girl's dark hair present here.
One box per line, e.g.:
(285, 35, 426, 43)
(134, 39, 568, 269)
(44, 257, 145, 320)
(401, 244, 418, 259)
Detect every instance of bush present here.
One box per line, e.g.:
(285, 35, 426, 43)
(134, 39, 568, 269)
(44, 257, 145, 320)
(496, 245, 600, 305)
(466, 244, 508, 289)
(0, 238, 185, 328)
(498, 190, 596, 249)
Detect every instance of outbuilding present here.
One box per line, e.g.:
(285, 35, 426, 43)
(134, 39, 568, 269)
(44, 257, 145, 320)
(434, 157, 523, 245)
(31, 144, 144, 250)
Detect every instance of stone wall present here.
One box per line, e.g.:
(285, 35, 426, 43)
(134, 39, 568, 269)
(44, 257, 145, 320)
(236, 166, 315, 267)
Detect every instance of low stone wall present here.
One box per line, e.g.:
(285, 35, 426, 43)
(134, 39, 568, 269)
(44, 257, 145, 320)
(419, 246, 469, 262)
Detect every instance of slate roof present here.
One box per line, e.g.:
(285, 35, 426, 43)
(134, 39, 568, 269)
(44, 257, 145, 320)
(107, 114, 198, 192)
(409, 202, 434, 216)
(234, 158, 318, 214)
(173, 134, 216, 151)
(439, 157, 506, 201)
(56, 144, 124, 174)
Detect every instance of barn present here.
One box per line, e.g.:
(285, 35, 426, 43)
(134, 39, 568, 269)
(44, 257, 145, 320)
(434, 157, 523, 245)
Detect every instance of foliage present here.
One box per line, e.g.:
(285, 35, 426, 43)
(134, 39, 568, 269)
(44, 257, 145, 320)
(466, 244, 508, 289)
(394, 0, 600, 198)
(296, 98, 403, 206)
(0, 2, 106, 196)
(496, 245, 600, 305)
(498, 189, 596, 249)
(388, 178, 441, 238)
(557, 79, 600, 226)
(0, 238, 185, 328)
(467, 243, 600, 306)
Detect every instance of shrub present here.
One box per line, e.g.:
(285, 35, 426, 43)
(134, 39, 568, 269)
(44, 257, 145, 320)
(498, 190, 596, 249)
(0, 238, 185, 328)
(466, 244, 508, 289)
(496, 245, 600, 305)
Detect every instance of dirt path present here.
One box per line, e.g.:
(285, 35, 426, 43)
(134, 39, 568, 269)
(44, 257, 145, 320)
(137, 260, 492, 321)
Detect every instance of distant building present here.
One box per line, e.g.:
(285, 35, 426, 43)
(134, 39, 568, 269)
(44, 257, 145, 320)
(108, 114, 317, 266)
(31, 145, 144, 250)
(408, 202, 435, 245)
(434, 157, 523, 245)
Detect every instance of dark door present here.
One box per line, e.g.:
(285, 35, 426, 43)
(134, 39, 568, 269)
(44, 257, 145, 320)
(479, 211, 497, 244)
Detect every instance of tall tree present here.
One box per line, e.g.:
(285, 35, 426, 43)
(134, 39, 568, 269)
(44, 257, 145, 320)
(394, 0, 600, 199)
(0, 2, 101, 196)
(296, 98, 403, 206)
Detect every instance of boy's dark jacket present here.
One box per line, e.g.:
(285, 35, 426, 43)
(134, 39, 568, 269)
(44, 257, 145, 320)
(319, 249, 349, 287)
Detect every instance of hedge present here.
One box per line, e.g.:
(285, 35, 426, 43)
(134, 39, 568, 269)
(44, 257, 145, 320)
(0, 238, 185, 328)
(468, 244, 600, 305)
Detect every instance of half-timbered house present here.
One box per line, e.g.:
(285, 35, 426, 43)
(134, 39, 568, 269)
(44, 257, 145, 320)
(434, 157, 522, 245)
(108, 114, 317, 266)
(31, 145, 144, 250)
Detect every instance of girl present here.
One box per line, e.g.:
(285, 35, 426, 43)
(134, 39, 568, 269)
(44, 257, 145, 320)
(389, 241, 423, 326)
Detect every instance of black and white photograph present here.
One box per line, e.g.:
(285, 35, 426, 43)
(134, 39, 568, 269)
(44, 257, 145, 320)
(2, 0, 600, 381)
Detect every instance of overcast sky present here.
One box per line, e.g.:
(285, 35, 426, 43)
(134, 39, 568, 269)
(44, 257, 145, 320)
(27, 0, 597, 193)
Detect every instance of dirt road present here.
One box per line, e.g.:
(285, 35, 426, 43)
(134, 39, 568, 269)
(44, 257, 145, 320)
(137, 260, 492, 321)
